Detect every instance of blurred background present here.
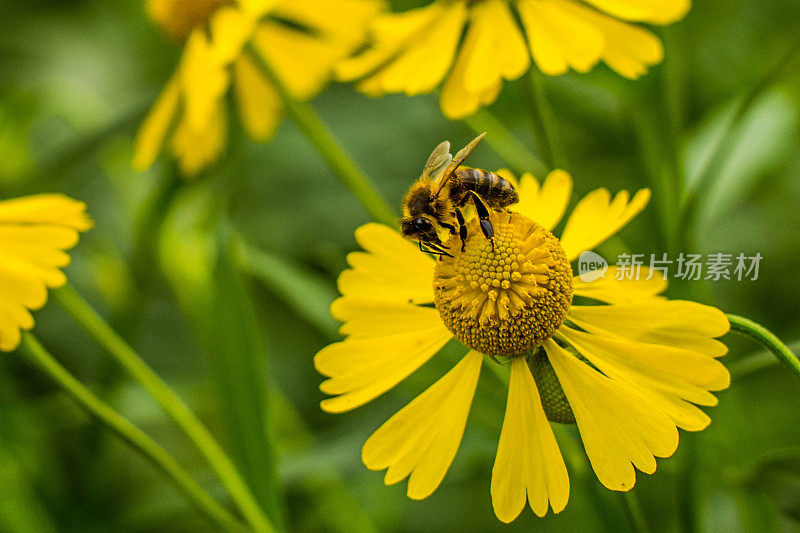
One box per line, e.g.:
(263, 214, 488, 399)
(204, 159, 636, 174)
(1, 0, 800, 531)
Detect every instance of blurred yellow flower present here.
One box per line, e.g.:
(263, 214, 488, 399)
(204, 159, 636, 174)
(135, 0, 385, 176)
(336, 0, 690, 118)
(315, 169, 729, 522)
(0, 194, 92, 352)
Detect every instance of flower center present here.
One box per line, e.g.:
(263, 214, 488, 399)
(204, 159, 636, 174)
(147, 0, 227, 42)
(433, 212, 573, 357)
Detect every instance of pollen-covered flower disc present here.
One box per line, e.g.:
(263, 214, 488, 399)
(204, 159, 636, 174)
(135, 0, 385, 176)
(434, 213, 573, 356)
(0, 195, 92, 352)
(336, 0, 690, 118)
(316, 169, 730, 523)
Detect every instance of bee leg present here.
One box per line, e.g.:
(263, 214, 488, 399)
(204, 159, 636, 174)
(419, 240, 453, 258)
(440, 222, 457, 236)
(454, 209, 467, 251)
(467, 191, 495, 250)
(431, 242, 454, 257)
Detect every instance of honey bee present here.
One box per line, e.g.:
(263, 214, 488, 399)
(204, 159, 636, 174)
(400, 133, 519, 257)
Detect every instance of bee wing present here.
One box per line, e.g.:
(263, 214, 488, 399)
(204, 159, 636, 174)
(433, 132, 486, 197)
(422, 141, 453, 181)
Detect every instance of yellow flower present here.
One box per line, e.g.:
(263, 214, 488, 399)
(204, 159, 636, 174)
(336, 0, 689, 118)
(315, 169, 729, 522)
(134, 0, 385, 176)
(0, 194, 92, 352)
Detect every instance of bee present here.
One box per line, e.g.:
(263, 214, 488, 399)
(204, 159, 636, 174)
(400, 133, 519, 257)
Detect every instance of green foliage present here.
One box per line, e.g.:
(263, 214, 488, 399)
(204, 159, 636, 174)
(1, 0, 799, 531)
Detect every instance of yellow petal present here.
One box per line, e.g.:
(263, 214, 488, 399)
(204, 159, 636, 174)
(236, 0, 280, 19)
(252, 21, 347, 101)
(336, 47, 399, 83)
(179, 29, 230, 131)
(517, 0, 605, 76)
(336, 0, 446, 85)
(133, 76, 180, 172)
(491, 357, 569, 522)
(332, 298, 444, 339)
(568, 300, 729, 356)
(572, 266, 667, 304)
(439, 12, 502, 119)
(558, 2, 664, 79)
(462, 0, 530, 95)
(337, 224, 435, 305)
(170, 102, 227, 176)
(372, 2, 465, 96)
(500, 169, 573, 231)
(271, 0, 385, 49)
(559, 187, 651, 261)
(580, 0, 691, 24)
(545, 339, 679, 491)
(370, 2, 446, 48)
(362, 350, 482, 499)
(233, 53, 283, 141)
(557, 326, 727, 430)
(560, 324, 729, 391)
(0, 195, 93, 231)
(208, 5, 255, 65)
(0, 195, 92, 351)
(316, 325, 452, 413)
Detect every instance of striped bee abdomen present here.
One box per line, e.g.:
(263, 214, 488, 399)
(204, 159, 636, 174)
(454, 168, 519, 208)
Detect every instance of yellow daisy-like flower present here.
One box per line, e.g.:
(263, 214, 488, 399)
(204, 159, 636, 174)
(0, 194, 92, 352)
(336, 0, 689, 118)
(315, 169, 729, 522)
(135, 0, 385, 176)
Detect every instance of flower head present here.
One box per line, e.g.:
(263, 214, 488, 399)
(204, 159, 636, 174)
(434, 212, 573, 355)
(134, 0, 385, 176)
(315, 166, 729, 522)
(336, 0, 690, 118)
(146, 0, 226, 42)
(0, 194, 92, 351)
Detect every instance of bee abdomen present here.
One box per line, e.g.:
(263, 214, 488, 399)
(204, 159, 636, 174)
(455, 168, 519, 208)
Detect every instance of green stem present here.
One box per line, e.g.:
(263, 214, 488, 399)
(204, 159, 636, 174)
(16, 334, 243, 532)
(245, 44, 396, 227)
(676, 432, 699, 533)
(53, 284, 274, 533)
(620, 491, 650, 533)
(630, 106, 680, 255)
(727, 314, 800, 382)
(463, 109, 549, 177)
(525, 70, 558, 170)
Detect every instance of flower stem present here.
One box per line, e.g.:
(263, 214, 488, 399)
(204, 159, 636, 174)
(52, 284, 275, 533)
(462, 109, 549, 177)
(16, 333, 244, 532)
(620, 491, 651, 533)
(525, 70, 559, 170)
(726, 314, 800, 382)
(245, 44, 396, 227)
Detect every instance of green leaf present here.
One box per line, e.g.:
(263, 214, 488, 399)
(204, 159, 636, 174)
(0, 447, 57, 533)
(685, 89, 800, 226)
(241, 245, 339, 340)
(746, 449, 800, 523)
(158, 190, 283, 529)
(203, 226, 287, 529)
